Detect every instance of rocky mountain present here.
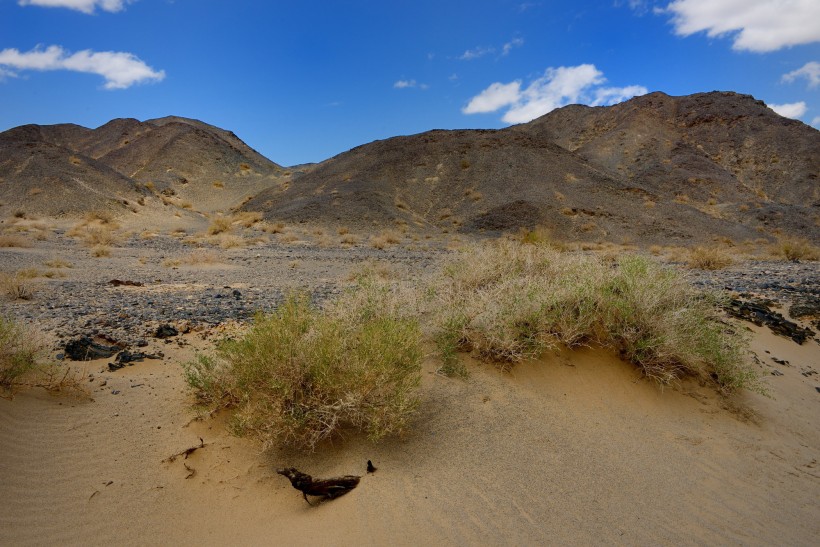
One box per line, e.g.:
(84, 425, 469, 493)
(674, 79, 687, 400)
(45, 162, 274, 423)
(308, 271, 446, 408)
(0, 116, 282, 217)
(244, 93, 820, 243)
(1, 91, 817, 245)
(243, 91, 819, 244)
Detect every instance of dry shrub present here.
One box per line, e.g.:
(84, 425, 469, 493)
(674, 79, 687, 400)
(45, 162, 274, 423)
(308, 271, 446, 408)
(278, 231, 300, 243)
(772, 237, 819, 261)
(0, 272, 35, 300)
(217, 234, 246, 249)
(428, 240, 760, 394)
(687, 246, 734, 270)
(340, 233, 359, 247)
(337, 226, 350, 235)
(261, 221, 286, 234)
(69, 213, 120, 247)
(0, 235, 31, 248)
(1, 317, 86, 399)
(92, 245, 111, 257)
(207, 217, 232, 235)
(184, 280, 422, 451)
(165, 250, 223, 267)
(233, 211, 263, 228)
(1, 316, 42, 396)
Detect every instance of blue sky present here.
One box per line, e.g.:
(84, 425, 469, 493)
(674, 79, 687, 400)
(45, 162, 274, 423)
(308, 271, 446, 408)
(1, 0, 818, 165)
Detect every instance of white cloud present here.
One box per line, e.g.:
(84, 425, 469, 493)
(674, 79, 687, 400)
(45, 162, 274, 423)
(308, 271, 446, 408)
(768, 101, 808, 118)
(393, 79, 428, 90)
(592, 85, 650, 106)
(463, 81, 522, 114)
(0, 45, 165, 89)
(811, 116, 820, 127)
(463, 64, 647, 123)
(663, 0, 820, 52)
(782, 61, 820, 88)
(459, 46, 494, 61)
(18, 0, 132, 14)
(501, 38, 524, 56)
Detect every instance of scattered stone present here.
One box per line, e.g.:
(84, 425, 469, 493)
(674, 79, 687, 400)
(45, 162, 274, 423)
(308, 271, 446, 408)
(107, 350, 162, 371)
(771, 370, 784, 376)
(154, 324, 179, 338)
(771, 357, 790, 366)
(64, 336, 121, 361)
(725, 299, 815, 344)
(109, 279, 144, 287)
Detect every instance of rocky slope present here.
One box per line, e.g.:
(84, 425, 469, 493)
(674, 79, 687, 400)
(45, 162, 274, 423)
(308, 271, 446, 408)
(244, 91, 818, 244)
(0, 116, 282, 218)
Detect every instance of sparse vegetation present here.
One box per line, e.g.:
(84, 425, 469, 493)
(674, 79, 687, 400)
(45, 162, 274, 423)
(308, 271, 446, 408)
(207, 217, 232, 235)
(1, 272, 35, 300)
(91, 245, 111, 257)
(68, 212, 121, 248)
(687, 246, 734, 270)
(0, 316, 86, 399)
(233, 211, 263, 228)
(772, 237, 819, 261)
(164, 249, 223, 267)
(184, 279, 422, 451)
(0, 316, 42, 396)
(0, 235, 31, 248)
(427, 240, 760, 393)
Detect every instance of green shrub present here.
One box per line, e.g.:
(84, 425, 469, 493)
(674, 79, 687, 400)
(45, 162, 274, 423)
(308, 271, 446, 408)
(428, 240, 760, 393)
(185, 279, 422, 451)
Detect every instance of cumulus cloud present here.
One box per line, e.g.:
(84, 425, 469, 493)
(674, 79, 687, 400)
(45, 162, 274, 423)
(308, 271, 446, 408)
(18, 0, 132, 14)
(463, 82, 522, 114)
(663, 0, 820, 52)
(463, 64, 647, 123)
(782, 61, 820, 88)
(811, 116, 820, 128)
(0, 45, 165, 89)
(768, 101, 808, 119)
(393, 79, 428, 90)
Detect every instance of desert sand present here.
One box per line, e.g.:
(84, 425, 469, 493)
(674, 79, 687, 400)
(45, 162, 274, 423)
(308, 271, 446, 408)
(1, 309, 818, 545)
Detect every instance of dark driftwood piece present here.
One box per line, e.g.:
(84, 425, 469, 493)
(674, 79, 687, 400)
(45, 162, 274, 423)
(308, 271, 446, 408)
(277, 467, 360, 505)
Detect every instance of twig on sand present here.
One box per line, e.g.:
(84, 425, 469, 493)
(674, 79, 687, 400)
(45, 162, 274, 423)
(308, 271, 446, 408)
(163, 437, 206, 463)
(184, 463, 196, 479)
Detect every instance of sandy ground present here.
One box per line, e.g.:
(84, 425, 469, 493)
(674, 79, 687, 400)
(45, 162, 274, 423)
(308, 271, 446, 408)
(1, 320, 818, 545)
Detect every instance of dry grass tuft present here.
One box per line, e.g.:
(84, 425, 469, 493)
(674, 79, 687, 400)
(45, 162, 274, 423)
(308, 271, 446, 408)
(1, 316, 43, 396)
(207, 217, 232, 235)
(164, 249, 223, 267)
(427, 240, 760, 394)
(1, 317, 87, 399)
(91, 245, 111, 258)
(0, 272, 35, 300)
(772, 237, 819, 261)
(687, 246, 735, 270)
(233, 211, 263, 228)
(340, 233, 359, 247)
(0, 235, 31, 248)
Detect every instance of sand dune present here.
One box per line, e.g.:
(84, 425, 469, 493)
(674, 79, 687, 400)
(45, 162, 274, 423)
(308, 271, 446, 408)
(2, 325, 817, 545)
